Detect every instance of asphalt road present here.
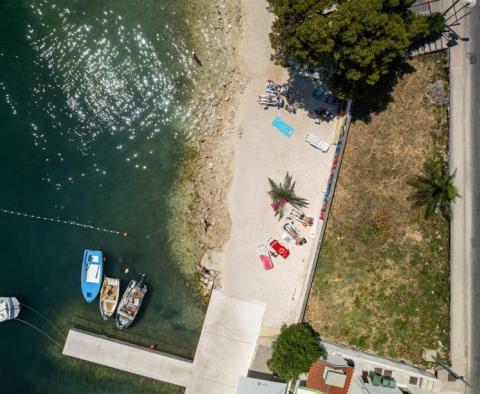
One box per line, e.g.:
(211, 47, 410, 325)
(467, 3, 480, 392)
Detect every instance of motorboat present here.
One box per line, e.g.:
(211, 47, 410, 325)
(0, 297, 20, 322)
(99, 277, 120, 320)
(116, 274, 147, 329)
(81, 250, 103, 303)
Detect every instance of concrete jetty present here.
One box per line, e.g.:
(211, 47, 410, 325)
(63, 291, 266, 393)
(63, 328, 193, 387)
(188, 290, 266, 394)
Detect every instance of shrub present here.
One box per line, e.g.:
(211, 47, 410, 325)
(426, 13, 447, 36)
(407, 156, 460, 220)
(267, 323, 326, 382)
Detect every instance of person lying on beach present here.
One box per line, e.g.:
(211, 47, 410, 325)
(283, 223, 307, 245)
(287, 208, 314, 226)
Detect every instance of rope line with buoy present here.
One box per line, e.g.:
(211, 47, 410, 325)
(20, 303, 66, 340)
(0, 208, 128, 237)
(14, 318, 62, 349)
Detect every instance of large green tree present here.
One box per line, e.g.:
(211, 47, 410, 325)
(268, 0, 434, 98)
(267, 323, 326, 382)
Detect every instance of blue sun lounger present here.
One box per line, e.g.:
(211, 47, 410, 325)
(272, 116, 295, 138)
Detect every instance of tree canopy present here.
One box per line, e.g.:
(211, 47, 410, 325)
(267, 323, 326, 381)
(268, 0, 437, 98)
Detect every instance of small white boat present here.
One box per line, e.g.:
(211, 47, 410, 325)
(100, 277, 120, 320)
(116, 274, 147, 329)
(0, 297, 20, 322)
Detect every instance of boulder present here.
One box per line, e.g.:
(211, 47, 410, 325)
(425, 80, 448, 106)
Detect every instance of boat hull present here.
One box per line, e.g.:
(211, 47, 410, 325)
(100, 277, 120, 320)
(81, 250, 103, 303)
(116, 274, 147, 329)
(0, 297, 20, 322)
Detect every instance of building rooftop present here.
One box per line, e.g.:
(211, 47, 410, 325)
(349, 376, 404, 394)
(237, 377, 287, 394)
(307, 360, 354, 394)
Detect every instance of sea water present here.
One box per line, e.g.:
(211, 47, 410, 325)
(0, 0, 220, 392)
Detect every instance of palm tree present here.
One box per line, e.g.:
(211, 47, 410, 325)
(268, 172, 308, 219)
(407, 158, 460, 220)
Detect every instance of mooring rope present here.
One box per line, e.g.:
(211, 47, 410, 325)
(0, 208, 127, 237)
(14, 318, 62, 349)
(21, 303, 65, 340)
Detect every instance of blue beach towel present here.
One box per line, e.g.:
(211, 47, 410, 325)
(272, 116, 295, 138)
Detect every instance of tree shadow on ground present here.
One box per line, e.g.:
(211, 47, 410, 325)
(285, 60, 417, 124)
(351, 61, 417, 123)
(286, 70, 342, 120)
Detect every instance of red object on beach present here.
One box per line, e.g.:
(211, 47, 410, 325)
(257, 245, 274, 270)
(260, 254, 274, 270)
(269, 239, 290, 258)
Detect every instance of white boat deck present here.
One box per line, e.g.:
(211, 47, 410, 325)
(85, 264, 101, 283)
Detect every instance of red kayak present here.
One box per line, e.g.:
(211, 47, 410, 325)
(269, 239, 290, 258)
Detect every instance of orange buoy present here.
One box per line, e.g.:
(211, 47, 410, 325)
(123, 232, 128, 237)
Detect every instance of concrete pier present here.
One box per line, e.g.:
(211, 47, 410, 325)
(63, 291, 266, 393)
(63, 328, 193, 388)
(188, 291, 266, 394)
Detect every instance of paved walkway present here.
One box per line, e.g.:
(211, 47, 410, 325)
(187, 290, 266, 394)
(463, 2, 480, 392)
(447, 0, 469, 381)
(63, 328, 193, 387)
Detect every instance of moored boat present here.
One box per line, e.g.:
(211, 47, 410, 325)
(81, 250, 103, 303)
(0, 297, 20, 322)
(116, 274, 147, 329)
(100, 277, 120, 320)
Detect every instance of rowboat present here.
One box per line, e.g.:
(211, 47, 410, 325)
(81, 250, 103, 303)
(99, 277, 120, 320)
(116, 274, 147, 329)
(0, 297, 20, 322)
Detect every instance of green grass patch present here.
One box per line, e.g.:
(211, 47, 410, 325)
(305, 54, 450, 364)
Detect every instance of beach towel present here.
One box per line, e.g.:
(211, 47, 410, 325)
(257, 245, 274, 270)
(272, 116, 295, 138)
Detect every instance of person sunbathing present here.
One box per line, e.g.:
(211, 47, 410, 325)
(283, 223, 307, 245)
(288, 208, 314, 226)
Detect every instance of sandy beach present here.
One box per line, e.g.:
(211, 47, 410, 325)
(191, 0, 344, 334)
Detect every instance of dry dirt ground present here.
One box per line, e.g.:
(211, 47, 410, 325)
(305, 54, 450, 365)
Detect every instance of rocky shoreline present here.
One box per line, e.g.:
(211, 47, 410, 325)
(171, 0, 245, 299)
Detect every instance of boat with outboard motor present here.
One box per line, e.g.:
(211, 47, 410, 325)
(0, 297, 20, 322)
(116, 274, 147, 329)
(100, 277, 120, 320)
(81, 250, 103, 303)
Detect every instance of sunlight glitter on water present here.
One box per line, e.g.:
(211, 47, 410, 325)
(11, 1, 209, 194)
(25, 3, 195, 161)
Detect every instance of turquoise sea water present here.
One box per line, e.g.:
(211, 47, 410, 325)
(0, 1, 214, 392)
